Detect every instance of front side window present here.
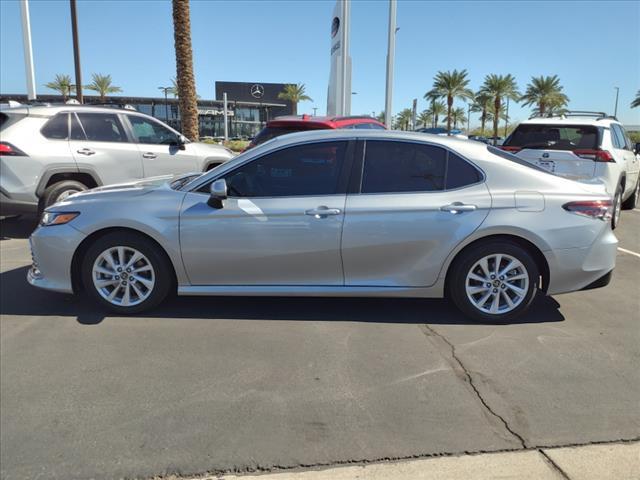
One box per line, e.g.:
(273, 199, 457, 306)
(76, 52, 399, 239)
(362, 141, 446, 193)
(223, 141, 347, 197)
(128, 115, 179, 145)
(41, 113, 68, 140)
(76, 113, 126, 143)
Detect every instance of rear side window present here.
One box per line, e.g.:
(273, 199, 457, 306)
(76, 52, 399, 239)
(41, 113, 69, 140)
(70, 113, 85, 140)
(223, 141, 347, 197)
(362, 141, 446, 193)
(446, 153, 481, 189)
(504, 124, 598, 150)
(76, 113, 127, 142)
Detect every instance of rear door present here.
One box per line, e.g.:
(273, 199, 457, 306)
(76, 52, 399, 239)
(341, 140, 491, 287)
(504, 124, 599, 180)
(70, 112, 143, 185)
(123, 114, 199, 177)
(611, 124, 639, 195)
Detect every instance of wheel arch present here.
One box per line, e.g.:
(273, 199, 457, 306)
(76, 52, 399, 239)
(443, 233, 550, 294)
(36, 167, 103, 197)
(70, 227, 178, 294)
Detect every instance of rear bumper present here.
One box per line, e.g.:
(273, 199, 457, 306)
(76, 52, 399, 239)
(545, 228, 618, 295)
(0, 191, 37, 216)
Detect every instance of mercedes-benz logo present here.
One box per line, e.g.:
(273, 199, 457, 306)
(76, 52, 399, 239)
(250, 84, 264, 99)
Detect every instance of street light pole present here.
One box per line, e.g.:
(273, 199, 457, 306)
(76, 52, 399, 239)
(313, 107, 318, 116)
(384, 0, 397, 129)
(614, 87, 619, 117)
(70, 0, 83, 103)
(20, 0, 36, 100)
(504, 97, 510, 137)
(158, 87, 170, 123)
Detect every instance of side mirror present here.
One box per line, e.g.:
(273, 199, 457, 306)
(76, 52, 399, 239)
(207, 179, 227, 209)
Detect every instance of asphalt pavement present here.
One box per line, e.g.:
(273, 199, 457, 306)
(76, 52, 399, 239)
(0, 211, 638, 480)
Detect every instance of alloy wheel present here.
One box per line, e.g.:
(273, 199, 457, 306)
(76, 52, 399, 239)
(465, 253, 530, 315)
(56, 189, 81, 203)
(92, 246, 155, 307)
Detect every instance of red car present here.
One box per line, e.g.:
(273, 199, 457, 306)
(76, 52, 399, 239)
(247, 115, 386, 149)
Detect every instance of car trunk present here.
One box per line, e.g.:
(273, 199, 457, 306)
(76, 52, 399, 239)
(502, 124, 601, 181)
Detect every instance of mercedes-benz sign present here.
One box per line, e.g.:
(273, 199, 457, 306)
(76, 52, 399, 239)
(250, 84, 264, 99)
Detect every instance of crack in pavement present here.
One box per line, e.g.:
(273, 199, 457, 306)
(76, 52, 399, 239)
(418, 324, 528, 449)
(538, 449, 572, 479)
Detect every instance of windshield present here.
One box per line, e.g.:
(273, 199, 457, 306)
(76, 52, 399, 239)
(504, 124, 599, 150)
(252, 126, 322, 147)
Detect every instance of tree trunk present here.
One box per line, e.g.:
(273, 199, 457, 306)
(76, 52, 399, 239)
(539, 101, 546, 117)
(481, 109, 486, 135)
(446, 95, 453, 134)
(493, 96, 501, 145)
(291, 102, 297, 116)
(172, 0, 199, 141)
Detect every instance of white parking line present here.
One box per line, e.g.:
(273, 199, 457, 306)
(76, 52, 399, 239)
(618, 247, 640, 259)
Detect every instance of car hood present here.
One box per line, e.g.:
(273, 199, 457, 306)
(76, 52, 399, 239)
(189, 141, 236, 158)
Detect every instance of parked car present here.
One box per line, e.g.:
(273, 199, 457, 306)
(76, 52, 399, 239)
(416, 127, 468, 139)
(246, 115, 385, 150)
(0, 105, 234, 216)
(468, 135, 490, 144)
(500, 112, 640, 228)
(486, 136, 504, 145)
(28, 130, 617, 322)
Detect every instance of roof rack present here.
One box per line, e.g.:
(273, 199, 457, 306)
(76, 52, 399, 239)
(563, 110, 618, 121)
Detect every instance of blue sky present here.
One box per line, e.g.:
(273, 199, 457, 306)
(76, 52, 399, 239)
(1, 0, 639, 126)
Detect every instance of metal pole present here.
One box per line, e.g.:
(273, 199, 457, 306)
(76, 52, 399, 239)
(504, 97, 510, 137)
(223, 92, 229, 142)
(20, 0, 36, 100)
(384, 0, 397, 129)
(313, 107, 318, 116)
(341, 0, 351, 116)
(614, 87, 619, 117)
(164, 90, 169, 123)
(70, 0, 83, 103)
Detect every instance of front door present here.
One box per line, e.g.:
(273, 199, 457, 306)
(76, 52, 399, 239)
(124, 114, 200, 177)
(341, 140, 491, 287)
(180, 140, 352, 286)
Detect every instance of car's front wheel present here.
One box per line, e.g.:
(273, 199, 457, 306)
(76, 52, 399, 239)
(81, 232, 173, 314)
(448, 241, 539, 322)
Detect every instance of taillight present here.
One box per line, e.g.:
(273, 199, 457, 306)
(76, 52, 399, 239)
(573, 149, 614, 162)
(0, 142, 27, 156)
(563, 200, 613, 221)
(499, 146, 521, 152)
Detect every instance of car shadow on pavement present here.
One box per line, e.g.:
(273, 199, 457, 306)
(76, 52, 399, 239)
(0, 215, 39, 240)
(0, 265, 565, 326)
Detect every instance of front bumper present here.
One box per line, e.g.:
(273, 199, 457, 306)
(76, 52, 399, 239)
(27, 223, 86, 294)
(0, 191, 38, 216)
(544, 227, 618, 295)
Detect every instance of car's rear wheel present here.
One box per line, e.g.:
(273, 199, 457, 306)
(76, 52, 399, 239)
(39, 180, 88, 214)
(81, 232, 173, 314)
(621, 178, 639, 210)
(448, 241, 539, 322)
(611, 185, 623, 229)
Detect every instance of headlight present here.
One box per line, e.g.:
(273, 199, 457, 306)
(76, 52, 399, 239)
(40, 211, 80, 226)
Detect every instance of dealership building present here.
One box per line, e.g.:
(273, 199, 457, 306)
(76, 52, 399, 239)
(0, 81, 294, 138)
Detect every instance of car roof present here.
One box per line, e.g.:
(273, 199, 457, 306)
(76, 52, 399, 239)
(520, 116, 621, 127)
(0, 104, 146, 117)
(267, 115, 385, 129)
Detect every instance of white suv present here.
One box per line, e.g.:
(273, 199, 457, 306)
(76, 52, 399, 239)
(0, 104, 234, 216)
(501, 112, 640, 228)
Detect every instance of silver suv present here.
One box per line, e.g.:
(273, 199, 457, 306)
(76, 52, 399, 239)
(0, 104, 234, 215)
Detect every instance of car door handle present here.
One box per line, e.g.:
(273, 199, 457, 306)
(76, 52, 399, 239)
(76, 148, 95, 156)
(305, 206, 342, 218)
(440, 202, 477, 214)
(142, 152, 157, 159)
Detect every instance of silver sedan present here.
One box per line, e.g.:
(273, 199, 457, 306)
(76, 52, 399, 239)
(28, 130, 618, 321)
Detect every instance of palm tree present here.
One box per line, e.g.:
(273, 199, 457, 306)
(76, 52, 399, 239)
(172, 0, 199, 141)
(394, 108, 413, 130)
(471, 91, 492, 135)
(449, 107, 467, 130)
(425, 69, 473, 134)
(85, 73, 122, 103)
(418, 110, 432, 128)
(631, 90, 640, 108)
(44, 74, 75, 101)
(520, 75, 569, 117)
(425, 100, 446, 128)
(480, 74, 520, 144)
(376, 111, 386, 123)
(167, 78, 179, 98)
(278, 83, 313, 116)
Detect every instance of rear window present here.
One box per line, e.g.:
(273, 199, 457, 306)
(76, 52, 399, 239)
(504, 124, 598, 150)
(252, 125, 327, 147)
(488, 146, 551, 174)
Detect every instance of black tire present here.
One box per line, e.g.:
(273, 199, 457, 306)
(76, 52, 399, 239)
(81, 231, 174, 314)
(611, 184, 623, 230)
(447, 240, 540, 323)
(38, 180, 88, 214)
(621, 178, 639, 210)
